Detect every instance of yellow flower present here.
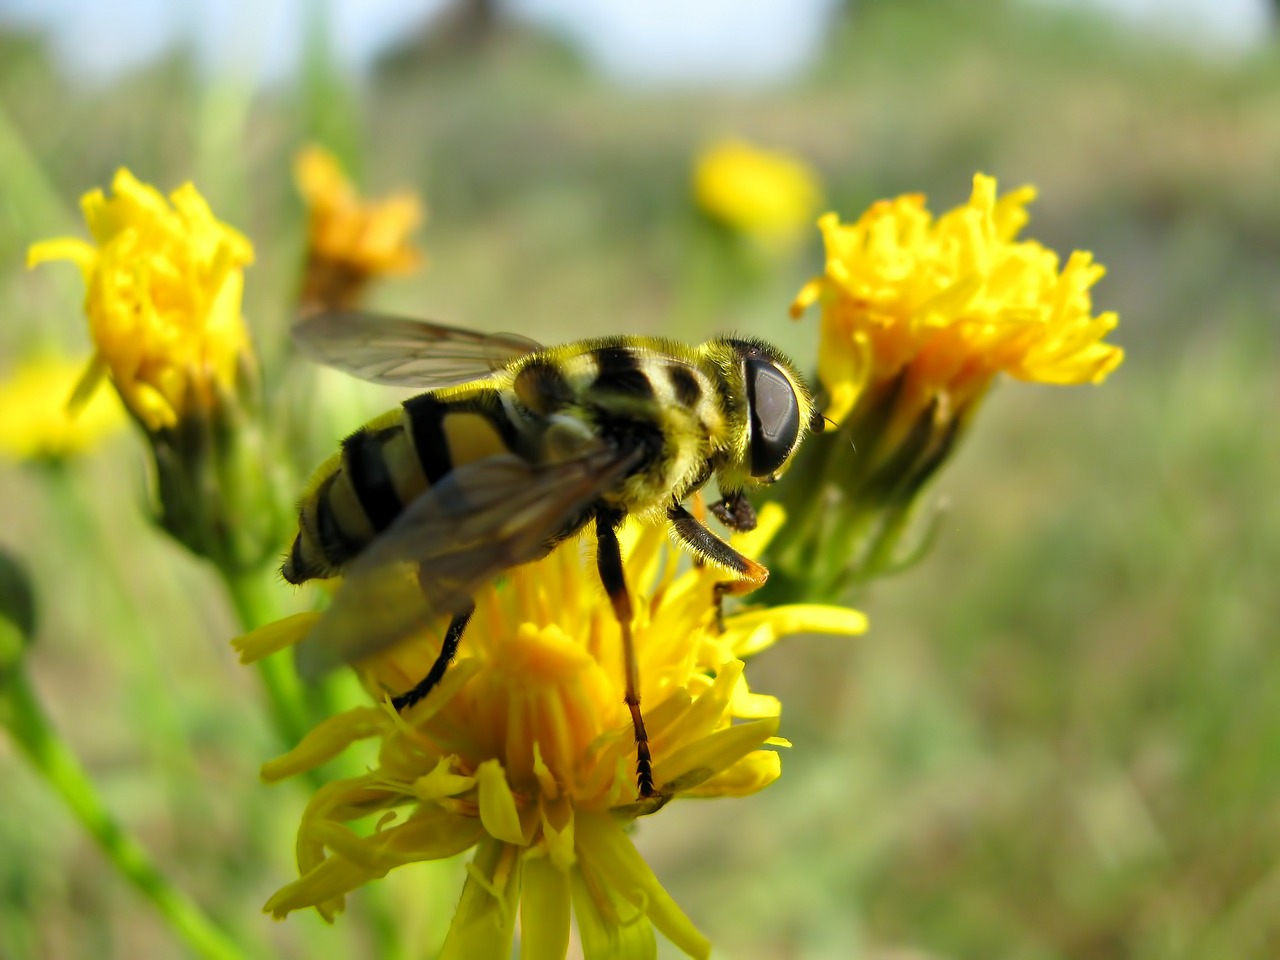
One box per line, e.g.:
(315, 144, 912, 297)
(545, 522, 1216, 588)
(294, 145, 423, 310)
(0, 357, 125, 462)
(762, 174, 1125, 595)
(792, 173, 1124, 426)
(26, 169, 255, 432)
(236, 506, 865, 958)
(693, 139, 822, 247)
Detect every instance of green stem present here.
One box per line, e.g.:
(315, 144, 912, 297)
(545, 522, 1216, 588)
(1, 669, 242, 960)
(41, 464, 213, 813)
(222, 569, 313, 751)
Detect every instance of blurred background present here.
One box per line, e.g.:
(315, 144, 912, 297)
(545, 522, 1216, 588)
(2, 0, 1279, 957)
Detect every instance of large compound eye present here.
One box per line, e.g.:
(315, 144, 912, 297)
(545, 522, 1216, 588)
(746, 357, 801, 478)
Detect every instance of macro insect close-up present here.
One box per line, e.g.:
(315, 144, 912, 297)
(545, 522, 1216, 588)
(3, 3, 1277, 958)
(284, 310, 820, 797)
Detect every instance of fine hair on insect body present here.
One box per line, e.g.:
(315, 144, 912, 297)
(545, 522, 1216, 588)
(284, 310, 821, 797)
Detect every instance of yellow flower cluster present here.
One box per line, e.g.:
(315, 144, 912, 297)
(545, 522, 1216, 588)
(27, 170, 255, 432)
(693, 139, 822, 247)
(0, 357, 124, 461)
(294, 146, 422, 309)
(236, 508, 864, 958)
(792, 173, 1124, 426)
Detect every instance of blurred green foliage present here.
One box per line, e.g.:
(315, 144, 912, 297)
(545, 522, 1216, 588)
(1, 1, 1278, 957)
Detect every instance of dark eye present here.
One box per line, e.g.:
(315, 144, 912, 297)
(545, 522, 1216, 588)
(746, 357, 801, 478)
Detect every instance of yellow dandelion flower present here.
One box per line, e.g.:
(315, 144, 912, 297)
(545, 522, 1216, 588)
(693, 139, 822, 247)
(764, 175, 1124, 595)
(26, 169, 255, 433)
(0, 356, 124, 462)
(791, 173, 1124, 427)
(295, 145, 423, 310)
(26, 170, 289, 572)
(236, 506, 865, 958)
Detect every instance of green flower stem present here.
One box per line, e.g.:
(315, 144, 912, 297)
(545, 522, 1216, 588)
(222, 569, 314, 751)
(1, 668, 242, 960)
(41, 464, 217, 819)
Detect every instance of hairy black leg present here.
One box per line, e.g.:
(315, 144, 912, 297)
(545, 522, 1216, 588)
(391, 605, 475, 712)
(667, 501, 768, 631)
(596, 511, 656, 799)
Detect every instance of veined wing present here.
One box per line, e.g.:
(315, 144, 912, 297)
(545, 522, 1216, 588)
(294, 443, 642, 680)
(293, 310, 543, 388)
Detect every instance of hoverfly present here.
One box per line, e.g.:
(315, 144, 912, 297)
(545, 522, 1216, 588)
(285, 311, 820, 797)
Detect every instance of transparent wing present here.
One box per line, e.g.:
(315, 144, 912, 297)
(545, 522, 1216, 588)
(294, 444, 641, 680)
(293, 310, 544, 388)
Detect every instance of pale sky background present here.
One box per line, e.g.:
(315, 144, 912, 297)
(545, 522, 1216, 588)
(0, 0, 1271, 87)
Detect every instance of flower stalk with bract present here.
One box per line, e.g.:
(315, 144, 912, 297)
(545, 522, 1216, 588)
(764, 174, 1125, 600)
(26, 169, 291, 575)
(26, 169, 309, 753)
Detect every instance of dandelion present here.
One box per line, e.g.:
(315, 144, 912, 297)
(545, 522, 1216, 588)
(236, 507, 865, 958)
(768, 174, 1124, 595)
(792, 173, 1123, 426)
(27, 169, 255, 433)
(295, 145, 423, 311)
(693, 139, 822, 248)
(0, 356, 124, 462)
(26, 169, 288, 574)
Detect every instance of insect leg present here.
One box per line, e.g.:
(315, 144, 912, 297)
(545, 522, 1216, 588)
(690, 493, 707, 569)
(596, 511, 656, 799)
(667, 501, 768, 631)
(390, 604, 476, 712)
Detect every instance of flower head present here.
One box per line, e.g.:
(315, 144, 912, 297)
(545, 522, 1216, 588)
(294, 145, 423, 310)
(693, 139, 822, 248)
(0, 357, 124, 462)
(236, 507, 864, 958)
(27, 169, 255, 432)
(27, 170, 289, 573)
(764, 175, 1124, 595)
(792, 173, 1124, 427)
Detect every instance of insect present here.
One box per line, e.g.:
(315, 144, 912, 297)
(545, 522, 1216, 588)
(284, 310, 821, 797)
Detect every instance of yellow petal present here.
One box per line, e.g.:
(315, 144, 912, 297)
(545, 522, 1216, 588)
(575, 813, 710, 960)
(264, 854, 371, 919)
(295, 144, 353, 205)
(260, 707, 387, 782)
(388, 809, 487, 862)
(570, 862, 657, 960)
(541, 798, 576, 872)
(311, 809, 484, 872)
(26, 237, 97, 275)
(532, 741, 561, 801)
(411, 756, 476, 802)
(440, 839, 521, 960)
(682, 748, 782, 798)
(232, 612, 322, 663)
(476, 759, 526, 845)
(521, 854, 572, 960)
(668, 660, 743, 748)
(652, 717, 781, 792)
(728, 689, 782, 720)
(725, 604, 868, 656)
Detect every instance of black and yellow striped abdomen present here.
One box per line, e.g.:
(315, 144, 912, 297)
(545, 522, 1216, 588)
(283, 336, 757, 586)
(283, 388, 521, 584)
